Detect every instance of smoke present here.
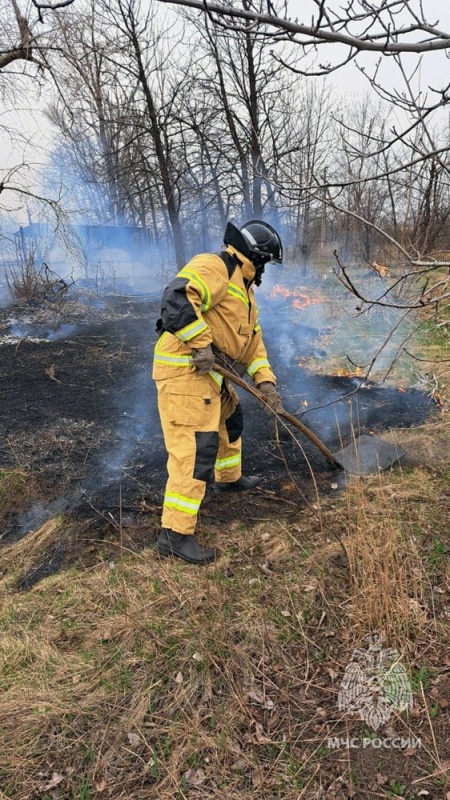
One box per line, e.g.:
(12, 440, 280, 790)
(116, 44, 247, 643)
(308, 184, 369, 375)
(1, 260, 434, 558)
(102, 371, 157, 480)
(15, 489, 85, 543)
(250, 262, 418, 453)
(5, 317, 79, 342)
(46, 323, 78, 341)
(257, 265, 413, 383)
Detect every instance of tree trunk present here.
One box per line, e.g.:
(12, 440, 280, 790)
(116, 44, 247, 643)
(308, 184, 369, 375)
(125, 9, 186, 265)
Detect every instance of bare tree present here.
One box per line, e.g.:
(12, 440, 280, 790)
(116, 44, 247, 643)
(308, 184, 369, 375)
(0, 0, 76, 72)
(155, 1, 450, 58)
(110, 0, 188, 265)
(47, 4, 136, 224)
(48, 0, 192, 264)
(275, 81, 334, 269)
(155, 0, 450, 326)
(181, 0, 302, 222)
(0, 0, 80, 267)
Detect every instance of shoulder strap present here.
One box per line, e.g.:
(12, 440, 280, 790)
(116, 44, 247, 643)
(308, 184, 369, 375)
(216, 250, 239, 280)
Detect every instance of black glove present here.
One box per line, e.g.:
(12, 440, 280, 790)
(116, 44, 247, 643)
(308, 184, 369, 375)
(212, 346, 247, 377)
(257, 382, 284, 414)
(191, 344, 215, 375)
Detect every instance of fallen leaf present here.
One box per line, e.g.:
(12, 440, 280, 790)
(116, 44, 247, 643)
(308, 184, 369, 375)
(200, 679, 213, 705)
(251, 721, 272, 743)
(409, 599, 426, 621)
(267, 711, 281, 730)
(45, 364, 61, 383)
(139, 499, 158, 512)
(42, 772, 64, 790)
(231, 758, 247, 772)
(372, 261, 389, 277)
(184, 768, 206, 787)
(175, 672, 183, 684)
(251, 768, 265, 788)
(247, 688, 264, 704)
(127, 732, 140, 748)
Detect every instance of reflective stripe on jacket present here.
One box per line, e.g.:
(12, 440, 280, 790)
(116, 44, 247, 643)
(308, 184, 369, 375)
(152, 246, 276, 389)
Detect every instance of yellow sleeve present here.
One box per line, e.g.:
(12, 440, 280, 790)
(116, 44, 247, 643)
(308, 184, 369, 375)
(244, 306, 276, 385)
(160, 253, 229, 349)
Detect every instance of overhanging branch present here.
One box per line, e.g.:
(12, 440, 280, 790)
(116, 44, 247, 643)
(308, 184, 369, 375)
(155, 0, 450, 54)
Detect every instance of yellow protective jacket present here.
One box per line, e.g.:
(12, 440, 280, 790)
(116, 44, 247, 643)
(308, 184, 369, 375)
(152, 245, 276, 391)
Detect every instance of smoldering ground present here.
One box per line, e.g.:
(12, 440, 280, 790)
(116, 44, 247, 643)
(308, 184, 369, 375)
(0, 266, 437, 580)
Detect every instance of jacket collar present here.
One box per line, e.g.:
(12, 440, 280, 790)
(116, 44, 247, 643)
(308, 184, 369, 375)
(225, 245, 255, 282)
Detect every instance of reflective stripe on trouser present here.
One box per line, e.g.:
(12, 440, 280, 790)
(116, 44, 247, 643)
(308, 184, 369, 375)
(214, 386, 242, 484)
(156, 374, 242, 535)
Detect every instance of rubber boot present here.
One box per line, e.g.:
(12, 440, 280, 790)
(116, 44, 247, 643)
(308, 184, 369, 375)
(213, 474, 261, 493)
(156, 528, 217, 564)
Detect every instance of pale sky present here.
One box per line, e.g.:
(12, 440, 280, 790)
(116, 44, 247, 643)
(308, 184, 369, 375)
(1, 0, 450, 218)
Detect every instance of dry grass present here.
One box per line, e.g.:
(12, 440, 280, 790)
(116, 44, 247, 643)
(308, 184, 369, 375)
(382, 415, 450, 471)
(6, 253, 72, 306)
(1, 428, 450, 798)
(0, 469, 42, 543)
(334, 414, 450, 646)
(0, 535, 319, 798)
(340, 474, 427, 644)
(0, 517, 64, 584)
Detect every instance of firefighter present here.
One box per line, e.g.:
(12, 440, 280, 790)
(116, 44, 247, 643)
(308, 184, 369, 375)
(153, 220, 283, 564)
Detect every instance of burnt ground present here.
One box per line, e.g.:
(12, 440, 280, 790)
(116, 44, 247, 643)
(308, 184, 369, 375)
(0, 295, 438, 579)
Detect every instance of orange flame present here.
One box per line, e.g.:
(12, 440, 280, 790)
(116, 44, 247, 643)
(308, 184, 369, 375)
(270, 284, 322, 310)
(336, 367, 363, 378)
(432, 391, 444, 406)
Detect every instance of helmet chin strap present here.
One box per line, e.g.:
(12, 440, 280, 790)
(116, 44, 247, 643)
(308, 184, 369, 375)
(254, 264, 265, 286)
(251, 250, 272, 286)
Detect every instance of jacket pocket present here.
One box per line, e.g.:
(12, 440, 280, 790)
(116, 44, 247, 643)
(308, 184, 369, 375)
(168, 385, 212, 426)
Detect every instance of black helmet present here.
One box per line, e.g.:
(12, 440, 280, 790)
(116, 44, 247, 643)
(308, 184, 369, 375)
(240, 220, 283, 265)
(223, 220, 283, 266)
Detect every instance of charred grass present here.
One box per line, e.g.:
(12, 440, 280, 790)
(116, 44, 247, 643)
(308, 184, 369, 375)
(0, 420, 450, 799)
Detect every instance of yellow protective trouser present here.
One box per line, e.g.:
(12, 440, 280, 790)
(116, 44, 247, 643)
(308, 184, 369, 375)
(156, 373, 243, 535)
